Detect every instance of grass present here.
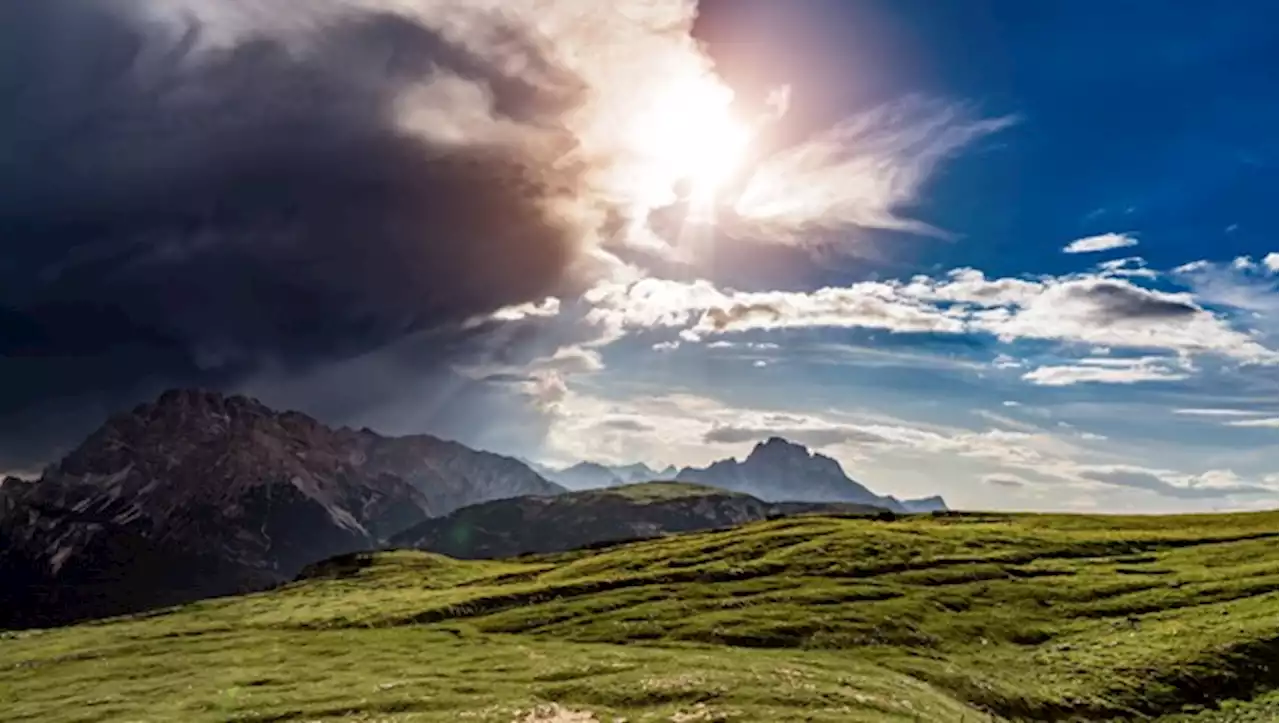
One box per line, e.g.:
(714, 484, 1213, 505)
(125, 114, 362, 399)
(586, 481, 750, 502)
(1, 510, 1276, 722)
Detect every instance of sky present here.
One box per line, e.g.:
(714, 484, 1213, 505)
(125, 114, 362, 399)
(0, 0, 1276, 513)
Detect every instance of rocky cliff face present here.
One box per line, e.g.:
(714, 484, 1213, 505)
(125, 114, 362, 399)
(0, 389, 563, 628)
(388, 482, 885, 559)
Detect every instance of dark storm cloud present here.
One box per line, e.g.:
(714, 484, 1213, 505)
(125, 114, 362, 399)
(0, 0, 596, 468)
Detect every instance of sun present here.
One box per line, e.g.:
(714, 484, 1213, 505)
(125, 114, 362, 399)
(626, 77, 753, 206)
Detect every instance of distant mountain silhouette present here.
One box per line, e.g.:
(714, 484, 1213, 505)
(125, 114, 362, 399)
(534, 460, 680, 489)
(530, 438, 946, 513)
(673, 437, 947, 514)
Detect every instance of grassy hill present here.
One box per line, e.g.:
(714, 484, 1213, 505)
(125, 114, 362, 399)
(388, 481, 885, 559)
(2, 510, 1276, 722)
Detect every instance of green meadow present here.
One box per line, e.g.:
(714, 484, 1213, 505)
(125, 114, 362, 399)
(3, 510, 1276, 722)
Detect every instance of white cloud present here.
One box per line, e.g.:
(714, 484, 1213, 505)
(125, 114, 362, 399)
(993, 354, 1022, 369)
(481, 297, 561, 324)
(705, 341, 780, 350)
(536, 383, 1274, 509)
(1001, 400, 1021, 407)
(1171, 257, 1280, 314)
(520, 370, 569, 412)
(1174, 408, 1266, 417)
(1021, 356, 1191, 386)
(542, 345, 605, 373)
(1265, 253, 1280, 273)
(726, 97, 1017, 244)
(1173, 260, 1211, 274)
(1096, 256, 1157, 279)
(582, 268, 1275, 363)
(1062, 232, 1138, 254)
(542, 388, 1079, 471)
(1223, 418, 1280, 428)
(651, 340, 680, 352)
(1075, 465, 1276, 499)
(974, 277, 1269, 361)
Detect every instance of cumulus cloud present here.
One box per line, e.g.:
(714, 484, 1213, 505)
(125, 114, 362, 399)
(1062, 232, 1138, 254)
(1021, 357, 1192, 387)
(581, 267, 1275, 363)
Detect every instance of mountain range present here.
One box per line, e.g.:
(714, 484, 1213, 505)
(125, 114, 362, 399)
(0, 389, 945, 628)
(538, 437, 946, 514)
(530, 460, 679, 488)
(0, 389, 562, 627)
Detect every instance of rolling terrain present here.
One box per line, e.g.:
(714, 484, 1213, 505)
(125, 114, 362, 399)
(389, 481, 886, 558)
(2, 510, 1275, 722)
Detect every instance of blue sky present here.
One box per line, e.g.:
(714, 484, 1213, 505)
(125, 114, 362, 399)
(1, 0, 1273, 513)
(492, 0, 1278, 512)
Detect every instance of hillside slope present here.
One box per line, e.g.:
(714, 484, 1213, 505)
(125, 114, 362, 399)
(388, 481, 885, 558)
(2, 511, 1275, 722)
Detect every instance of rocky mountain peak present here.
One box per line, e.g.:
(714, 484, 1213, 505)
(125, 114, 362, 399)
(57, 388, 300, 478)
(747, 436, 811, 463)
(671, 437, 945, 513)
(744, 437, 846, 480)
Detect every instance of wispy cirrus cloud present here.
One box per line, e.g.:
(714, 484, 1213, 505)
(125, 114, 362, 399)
(1174, 408, 1269, 417)
(1062, 232, 1138, 254)
(724, 97, 1018, 244)
(1223, 417, 1279, 429)
(1021, 356, 1192, 387)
